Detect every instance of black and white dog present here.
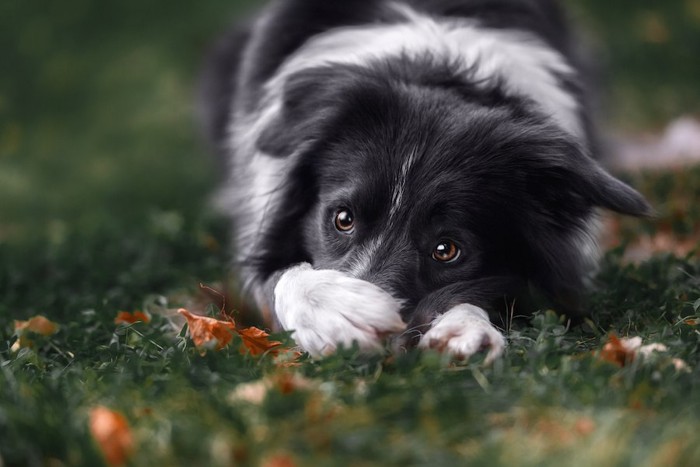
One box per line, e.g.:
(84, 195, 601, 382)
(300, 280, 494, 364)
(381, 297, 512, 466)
(198, 0, 651, 361)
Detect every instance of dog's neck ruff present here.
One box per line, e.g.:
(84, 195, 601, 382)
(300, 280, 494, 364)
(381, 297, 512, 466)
(260, 3, 582, 140)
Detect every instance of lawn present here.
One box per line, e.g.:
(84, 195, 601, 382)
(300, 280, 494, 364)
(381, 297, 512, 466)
(1, 1, 699, 465)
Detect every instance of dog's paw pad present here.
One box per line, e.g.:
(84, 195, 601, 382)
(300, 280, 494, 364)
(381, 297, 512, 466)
(419, 304, 505, 364)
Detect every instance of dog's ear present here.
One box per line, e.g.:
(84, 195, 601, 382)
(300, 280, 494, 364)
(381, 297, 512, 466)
(560, 148, 653, 218)
(581, 163, 653, 217)
(504, 131, 652, 311)
(257, 66, 352, 156)
(515, 133, 652, 218)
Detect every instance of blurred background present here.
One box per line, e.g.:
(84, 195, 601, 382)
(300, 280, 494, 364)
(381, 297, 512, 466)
(1, 0, 699, 317)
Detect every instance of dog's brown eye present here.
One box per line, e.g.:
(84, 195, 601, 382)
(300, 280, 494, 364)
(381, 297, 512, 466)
(432, 240, 460, 263)
(334, 209, 355, 232)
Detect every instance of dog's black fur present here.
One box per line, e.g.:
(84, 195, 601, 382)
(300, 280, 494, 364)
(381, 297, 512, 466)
(198, 0, 650, 354)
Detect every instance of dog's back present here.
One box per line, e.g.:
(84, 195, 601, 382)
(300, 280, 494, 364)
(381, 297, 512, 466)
(198, 0, 589, 151)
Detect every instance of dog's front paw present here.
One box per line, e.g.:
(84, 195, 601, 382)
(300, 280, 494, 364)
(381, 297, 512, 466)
(419, 304, 505, 364)
(274, 263, 406, 357)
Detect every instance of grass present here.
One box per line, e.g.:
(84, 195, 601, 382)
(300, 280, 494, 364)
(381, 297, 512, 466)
(1, 1, 699, 465)
(2, 243, 699, 466)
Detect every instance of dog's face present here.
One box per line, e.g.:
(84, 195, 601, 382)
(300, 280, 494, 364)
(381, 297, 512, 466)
(306, 93, 504, 306)
(258, 63, 650, 316)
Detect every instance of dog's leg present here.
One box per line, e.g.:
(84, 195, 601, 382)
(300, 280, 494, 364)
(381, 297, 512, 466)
(418, 304, 506, 364)
(270, 263, 406, 357)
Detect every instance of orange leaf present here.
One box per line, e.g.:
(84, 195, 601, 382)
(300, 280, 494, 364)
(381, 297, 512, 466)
(262, 454, 297, 467)
(179, 309, 236, 353)
(12, 315, 59, 351)
(684, 318, 699, 326)
(14, 315, 59, 335)
(114, 310, 151, 325)
(599, 334, 635, 367)
(237, 326, 282, 356)
(89, 406, 134, 466)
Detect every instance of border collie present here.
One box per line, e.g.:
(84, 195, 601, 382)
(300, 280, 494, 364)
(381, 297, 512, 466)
(198, 0, 651, 361)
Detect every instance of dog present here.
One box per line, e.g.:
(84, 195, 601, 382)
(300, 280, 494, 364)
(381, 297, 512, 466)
(198, 0, 651, 361)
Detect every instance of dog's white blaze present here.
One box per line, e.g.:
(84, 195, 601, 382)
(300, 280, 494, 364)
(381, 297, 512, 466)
(348, 236, 386, 278)
(263, 3, 582, 138)
(389, 149, 418, 220)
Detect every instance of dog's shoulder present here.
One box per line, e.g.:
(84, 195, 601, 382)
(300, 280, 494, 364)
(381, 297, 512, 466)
(238, 0, 575, 103)
(236, 1, 393, 104)
(411, 0, 573, 53)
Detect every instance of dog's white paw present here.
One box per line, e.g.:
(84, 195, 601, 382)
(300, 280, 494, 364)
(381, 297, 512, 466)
(274, 263, 406, 357)
(419, 304, 505, 364)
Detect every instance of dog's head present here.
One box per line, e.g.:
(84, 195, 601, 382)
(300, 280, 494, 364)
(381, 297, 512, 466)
(254, 61, 651, 318)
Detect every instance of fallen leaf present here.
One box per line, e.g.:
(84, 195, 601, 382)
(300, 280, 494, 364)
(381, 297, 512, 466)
(238, 326, 282, 356)
(261, 453, 297, 467)
(179, 309, 236, 354)
(229, 373, 317, 405)
(574, 417, 596, 436)
(114, 310, 151, 325)
(89, 406, 134, 466)
(179, 308, 285, 357)
(12, 315, 59, 351)
(638, 11, 670, 44)
(598, 334, 689, 371)
(15, 315, 58, 335)
(683, 318, 699, 326)
(274, 372, 315, 395)
(600, 334, 637, 367)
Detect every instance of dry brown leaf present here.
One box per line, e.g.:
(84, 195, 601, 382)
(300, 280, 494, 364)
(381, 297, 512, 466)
(89, 406, 134, 466)
(229, 373, 317, 405)
(261, 454, 297, 467)
(598, 334, 688, 371)
(238, 326, 282, 356)
(639, 11, 670, 44)
(15, 315, 59, 335)
(114, 310, 151, 325)
(274, 372, 315, 395)
(179, 309, 236, 353)
(12, 315, 59, 351)
(600, 334, 636, 367)
(179, 307, 285, 357)
(574, 417, 596, 436)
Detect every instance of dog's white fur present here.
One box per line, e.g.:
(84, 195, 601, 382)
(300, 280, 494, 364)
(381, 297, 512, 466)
(419, 304, 506, 364)
(274, 263, 407, 357)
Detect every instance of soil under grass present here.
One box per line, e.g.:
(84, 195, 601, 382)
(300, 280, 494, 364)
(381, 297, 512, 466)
(1, 1, 699, 465)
